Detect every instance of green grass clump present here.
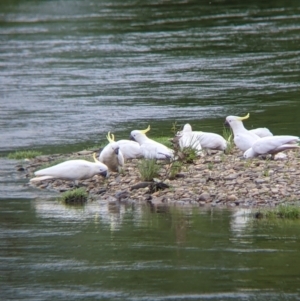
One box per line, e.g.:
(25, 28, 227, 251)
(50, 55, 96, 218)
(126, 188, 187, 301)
(255, 205, 300, 220)
(169, 161, 182, 179)
(179, 146, 198, 164)
(138, 159, 161, 181)
(223, 127, 234, 154)
(7, 150, 42, 160)
(59, 188, 88, 205)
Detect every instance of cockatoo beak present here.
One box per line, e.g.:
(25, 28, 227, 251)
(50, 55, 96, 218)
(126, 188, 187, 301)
(237, 113, 250, 121)
(139, 125, 151, 134)
(114, 147, 119, 155)
(99, 170, 108, 178)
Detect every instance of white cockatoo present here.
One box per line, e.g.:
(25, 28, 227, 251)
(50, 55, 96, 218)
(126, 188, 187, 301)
(106, 132, 143, 160)
(176, 123, 227, 153)
(30, 153, 108, 183)
(243, 135, 299, 158)
(175, 124, 203, 155)
(225, 113, 260, 152)
(130, 125, 174, 160)
(198, 132, 227, 151)
(99, 135, 125, 172)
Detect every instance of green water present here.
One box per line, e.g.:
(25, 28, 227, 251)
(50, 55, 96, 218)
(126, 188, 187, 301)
(1, 199, 300, 300)
(1, 0, 300, 299)
(1, 0, 300, 154)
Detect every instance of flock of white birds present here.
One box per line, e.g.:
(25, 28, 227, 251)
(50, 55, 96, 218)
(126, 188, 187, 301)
(30, 113, 299, 184)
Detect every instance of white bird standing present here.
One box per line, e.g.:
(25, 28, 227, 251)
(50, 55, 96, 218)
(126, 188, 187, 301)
(130, 125, 174, 160)
(99, 134, 125, 172)
(106, 132, 143, 160)
(243, 135, 299, 158)
(176, 123, 227, 153)
(225, 113, 260, 152)
(30, 153, 108, 183)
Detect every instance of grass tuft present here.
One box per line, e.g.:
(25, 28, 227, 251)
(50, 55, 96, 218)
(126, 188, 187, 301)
(138, 159, 161, 181)
(7, 150, 43, 160)
(255, 205, 300, 220)
(223, 127, 234, 154)
(169, 161, 183, 179)
(59, 188, 88, 205)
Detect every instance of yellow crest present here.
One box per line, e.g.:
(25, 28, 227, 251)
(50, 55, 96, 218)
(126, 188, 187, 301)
(237, 113, 250, 121)
(93, 152, 100, 163)
(139, 125, 151, 134)
(106, 132, 115, 143)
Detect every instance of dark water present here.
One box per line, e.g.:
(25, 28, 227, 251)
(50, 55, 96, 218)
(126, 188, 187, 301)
(1, 1, 300, 299)
(1, 0, 300, 154)
(1, 200, 300, 301)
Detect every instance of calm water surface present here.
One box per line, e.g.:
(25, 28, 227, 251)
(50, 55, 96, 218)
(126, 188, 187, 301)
(1, 0, 300, 154)
(1, 199, 300, 301)
(1, 1, 300, 299)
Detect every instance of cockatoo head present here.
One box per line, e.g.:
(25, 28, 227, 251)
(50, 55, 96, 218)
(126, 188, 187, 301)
(130, 125, 150, 143)
(225, 113, 250, 131)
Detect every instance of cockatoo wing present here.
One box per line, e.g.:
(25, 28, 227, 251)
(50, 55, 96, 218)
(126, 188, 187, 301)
(252, 135, 299, 155)
(141, 141, 174, 159)
(179, 132, 202, 150)
(234, 133, 260, 152)
(116, 140, 143, 159)
(249, 128, 273, 138)
(199, 132, 227, 151)
(34, 160, 107, 180)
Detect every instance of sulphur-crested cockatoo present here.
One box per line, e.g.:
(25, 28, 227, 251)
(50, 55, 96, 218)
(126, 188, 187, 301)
(177, 123, 227, 152)
(175, 124, 203, 155)
(106, 132, 143, 160)
(99, 135, 125, 172)
(243, 135, 299, 158)
(130, 125, 174, 160)
(225, 113, 260, 152)
(30, 153, 108, 183)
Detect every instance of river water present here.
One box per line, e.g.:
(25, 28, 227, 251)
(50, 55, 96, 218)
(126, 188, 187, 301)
(2, 200, 300, 301)
(1, 0, 300, 154)
(1, 1, 300, 299)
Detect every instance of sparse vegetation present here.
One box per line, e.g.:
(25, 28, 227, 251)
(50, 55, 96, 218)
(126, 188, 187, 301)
(171, 121, 181, 135)
(254, 205, 300, 219)
(59, 187, 88, 205)
(223, 127, 234, 154)
(208, 162, 214, 170)
(168, 161, 183, 179)
(7, 150, 42, 160)
(178, 146, 198, 164)
(138, 159, 161, 181)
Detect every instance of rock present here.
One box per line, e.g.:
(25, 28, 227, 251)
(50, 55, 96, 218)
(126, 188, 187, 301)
(198, 192, 210, 202)
(255, 178, 270, 184)
(227, 194, 238, 202)
(77, 150, 94, 156)
(130, 182, 152, 191)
